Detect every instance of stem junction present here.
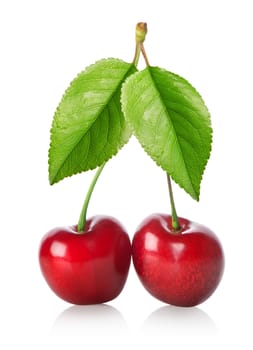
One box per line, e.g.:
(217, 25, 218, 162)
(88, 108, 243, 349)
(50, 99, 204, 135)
(133, 22, 148, 67)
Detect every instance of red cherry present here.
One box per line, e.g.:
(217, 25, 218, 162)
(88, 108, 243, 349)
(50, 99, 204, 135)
(132, 214, 224, 307)
(39, 215, 131, 305)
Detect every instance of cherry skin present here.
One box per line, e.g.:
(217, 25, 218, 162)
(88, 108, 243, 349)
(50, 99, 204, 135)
(39, 215, 131, 305)
(132, 214, 224, 307)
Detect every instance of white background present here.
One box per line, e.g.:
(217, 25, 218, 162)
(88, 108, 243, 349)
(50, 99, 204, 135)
(1, 0, 252, 348)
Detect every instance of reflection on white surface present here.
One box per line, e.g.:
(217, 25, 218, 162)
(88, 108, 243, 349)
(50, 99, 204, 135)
(51, 304, 128, 337)
(141, 306, 218, 336)
(51, 304, 218, 338)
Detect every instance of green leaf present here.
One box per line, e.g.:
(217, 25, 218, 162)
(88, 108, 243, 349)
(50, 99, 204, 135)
(121, 66, 212, 200)
(49, 58, 137, 185)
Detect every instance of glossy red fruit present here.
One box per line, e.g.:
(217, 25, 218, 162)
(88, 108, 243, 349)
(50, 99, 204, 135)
(132, 214, 224, 307)
(39, 216, 131, 305)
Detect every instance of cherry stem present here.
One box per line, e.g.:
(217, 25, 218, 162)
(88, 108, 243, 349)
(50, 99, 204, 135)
(140, 42, 150, 66)
(167, 174, 181, 231)
(77, 163, 106, 233)
(135, 23, 180, 231)
(133, 43, 141, 67)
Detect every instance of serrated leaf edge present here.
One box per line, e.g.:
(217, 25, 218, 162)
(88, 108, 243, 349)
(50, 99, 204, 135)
(49, 58, 136, 185)
(121, 67, 213, 201)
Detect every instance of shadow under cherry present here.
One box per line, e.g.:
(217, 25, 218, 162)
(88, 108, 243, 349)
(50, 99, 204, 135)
(141, 305, 219, 336)
(50, 304, 128, 337)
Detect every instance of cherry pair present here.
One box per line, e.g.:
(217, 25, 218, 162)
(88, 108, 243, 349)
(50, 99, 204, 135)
(39, 213, 224, 307)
